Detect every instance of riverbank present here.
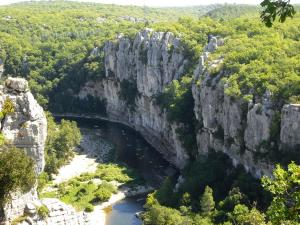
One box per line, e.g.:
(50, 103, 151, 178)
(41, 124, 157, 225)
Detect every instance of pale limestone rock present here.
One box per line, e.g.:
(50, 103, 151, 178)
(3, 189, 38, 224)
(205, 36, 218, 52)
(223, 95, 244, 146)
(4, 77, 29, 92)
(0, 77, 47, 224)
(0, 78, 47, 173)
(244, 104, 274, 152)
(13, 199, 89, 225)
(280, 104, 300, 150)
(79, 30, 189, 169)
(192, 36, 275, 177)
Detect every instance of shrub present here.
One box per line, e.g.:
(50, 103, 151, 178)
(44, 113, 81, 175)
(84, 204, 94, 212)
(37, 205, 49, 219)
(0, 146, 36, 206)
(0, 98, 15, 119)
(95, 164, 135, 183)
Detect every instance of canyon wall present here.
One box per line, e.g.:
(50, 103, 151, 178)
(79, 30, 300, 177)
(79, 29, 189, 169)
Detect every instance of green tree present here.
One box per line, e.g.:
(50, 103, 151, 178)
(0, 146, 36, 205)
(262, 162, 300, 225)
(228, 204, 267, 225)
(180, 192, 191, 207)
(142, 204, 185, 225)
(260, 0, 296, 27)
(155, 177, 174, 206)
(200, 186, 215, 217)
(44, 113, 81, 175)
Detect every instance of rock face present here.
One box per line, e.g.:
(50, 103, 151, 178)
(0, 78, 89, 225)
(16, 199, 89, 225)
(0, 77, 46, 224)
(79, 30, 300, 178)
(192, 37, 299, 178)
(0, 77, 47, 173)
(79, 29, 189, 168)
(280, 104, 300, 150)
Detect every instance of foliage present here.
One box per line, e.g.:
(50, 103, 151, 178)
(154, 177, 174, 206)
(260, 0, 296, 27)
(0, 146, 36, 205)
(0, 98, 14, 119)
(37, 172, 51, 193)
(41, 177, 117, 211)
(94, 163, 136, 183)
(228, 204, 268, 225)
(262, 162, 300, 224)
(200, 186, 215, 216)
(210, 17, 300, 107)
(143, 162, 300, 225)
(44, 113, 81, 175)
(205, 4, 259, 20)
(156, 76, 198, 157)
(37, 205, 49, 219)
(119, 79, 138, 110)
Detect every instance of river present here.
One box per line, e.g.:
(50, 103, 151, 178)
(56, 116, 176, 225)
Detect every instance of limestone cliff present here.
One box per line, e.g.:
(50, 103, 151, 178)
(0, 77, 47, 223)
(0, 78, 89, 225)
(79, 29, 189, 169)
(192, 37, 300, 177)
(78, 30, 300, 178)
(0, 77, 47, 174)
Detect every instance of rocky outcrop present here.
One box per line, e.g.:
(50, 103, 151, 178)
(0, 77, 47, 173)
(280, 104, 300, 150)
(79, 29, 189, 169)
(16, 199, 89, 225)
(0, 77, 47, 224)
(0, 78, 89, 225)
(192, 37, 299, 178)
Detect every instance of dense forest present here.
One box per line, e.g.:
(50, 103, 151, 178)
(0, 1, 299, 225)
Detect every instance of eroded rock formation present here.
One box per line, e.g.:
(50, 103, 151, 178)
(79, 29, 189, 169)
(78, 30, 300, 178)
(0, 78, 88, 225)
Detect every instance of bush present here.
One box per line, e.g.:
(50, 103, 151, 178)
(44, 113, 81, 175)
(84, 204, 94, 212)
(37, 205, 49, 219)
(0, 98, 15, 119)
(95, 164, 135, 183)
(0, 146, 36, 206)
(93, 182, 117, 202)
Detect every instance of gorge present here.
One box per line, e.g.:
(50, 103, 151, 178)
(0, 2, 300, 225)
(75, 30, 300, 178)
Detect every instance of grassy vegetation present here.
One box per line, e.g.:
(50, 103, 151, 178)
(39, 163, 139, 212)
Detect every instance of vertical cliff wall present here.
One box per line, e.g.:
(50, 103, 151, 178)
(78, 30, 300, 178)
(79, 29, 189, 169)
(192, 37, 300, 177)
(0, 77, 47, 223)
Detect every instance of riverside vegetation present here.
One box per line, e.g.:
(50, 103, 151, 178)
(0, 1, 299, 225)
